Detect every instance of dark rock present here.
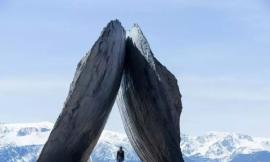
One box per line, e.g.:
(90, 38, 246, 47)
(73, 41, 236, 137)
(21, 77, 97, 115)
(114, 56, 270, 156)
(37, 20, 126, 162)
(117, 25, 184, 162)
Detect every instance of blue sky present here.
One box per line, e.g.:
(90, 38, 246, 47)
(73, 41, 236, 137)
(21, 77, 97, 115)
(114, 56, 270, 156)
(0, 0, 269, 137)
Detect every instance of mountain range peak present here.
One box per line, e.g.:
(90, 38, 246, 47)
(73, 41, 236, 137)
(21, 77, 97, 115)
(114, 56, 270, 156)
(0, 122, 269, 162)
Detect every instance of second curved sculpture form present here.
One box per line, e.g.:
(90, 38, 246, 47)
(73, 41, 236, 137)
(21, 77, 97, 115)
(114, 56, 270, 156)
(117, 25, 184, 162)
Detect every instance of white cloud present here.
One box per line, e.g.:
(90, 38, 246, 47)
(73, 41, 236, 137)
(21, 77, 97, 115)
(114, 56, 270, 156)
(0, 76, 70, 95)
(179, 75, 270, 102)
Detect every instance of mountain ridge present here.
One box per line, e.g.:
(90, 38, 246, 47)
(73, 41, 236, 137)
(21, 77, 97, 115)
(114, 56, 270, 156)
(0, 122, 269, 162)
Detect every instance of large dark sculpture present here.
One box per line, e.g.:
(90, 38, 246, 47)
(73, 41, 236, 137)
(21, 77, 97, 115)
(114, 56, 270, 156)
(37, 20, 126, 162)
(117, 25, 184, 162)
(38, 20, 184, 162)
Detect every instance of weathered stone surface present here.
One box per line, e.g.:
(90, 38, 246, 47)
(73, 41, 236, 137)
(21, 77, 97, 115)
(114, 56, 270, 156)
(38, 20, 126, 162)
(117, 25, 184, 162)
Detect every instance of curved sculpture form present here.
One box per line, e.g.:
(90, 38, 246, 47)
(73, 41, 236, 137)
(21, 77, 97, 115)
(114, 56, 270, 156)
(38, 20, 126, 162)
(117, 25, 184, 162)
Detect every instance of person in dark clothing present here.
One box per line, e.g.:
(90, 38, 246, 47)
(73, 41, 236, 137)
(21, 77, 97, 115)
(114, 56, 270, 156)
(116, 146, 125, 162)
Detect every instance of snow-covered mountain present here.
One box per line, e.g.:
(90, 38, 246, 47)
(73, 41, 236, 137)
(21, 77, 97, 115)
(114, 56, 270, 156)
(181, 131, 270, 162)
(0, 122, 52, 162)
(0, 122, 269, 162)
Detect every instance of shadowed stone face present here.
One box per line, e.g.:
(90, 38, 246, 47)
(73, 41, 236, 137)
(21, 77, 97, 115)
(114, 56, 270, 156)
(37, 20, 126, 162)
(117, 25, 184, 162)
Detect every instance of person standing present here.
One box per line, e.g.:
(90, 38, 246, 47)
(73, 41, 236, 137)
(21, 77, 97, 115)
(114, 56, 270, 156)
(116, 146, 125, 162)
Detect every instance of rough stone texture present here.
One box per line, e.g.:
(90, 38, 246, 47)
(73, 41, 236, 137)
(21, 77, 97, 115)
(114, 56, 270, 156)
(38, 20, 126, 162)
(117, 25, 184, 162)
